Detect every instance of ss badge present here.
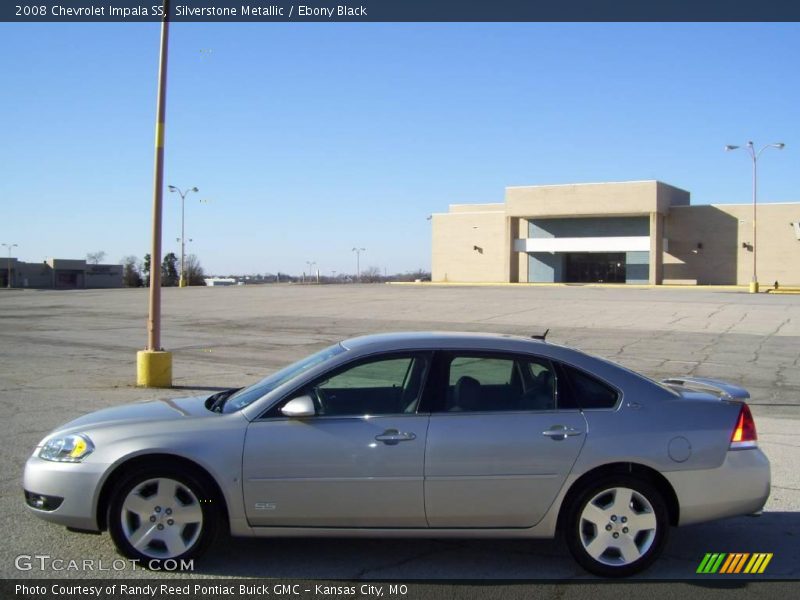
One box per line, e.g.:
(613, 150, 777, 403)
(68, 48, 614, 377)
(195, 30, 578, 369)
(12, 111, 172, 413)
(254, 502, 277, 511)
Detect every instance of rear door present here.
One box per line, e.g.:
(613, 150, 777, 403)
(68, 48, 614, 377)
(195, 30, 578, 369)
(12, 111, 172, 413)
(423, 352, 587, 528)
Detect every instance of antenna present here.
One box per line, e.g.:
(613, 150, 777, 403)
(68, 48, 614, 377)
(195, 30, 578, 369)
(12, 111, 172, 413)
(531, 329, 549, 341)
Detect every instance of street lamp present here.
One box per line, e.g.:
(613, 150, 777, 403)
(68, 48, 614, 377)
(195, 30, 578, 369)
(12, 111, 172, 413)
(352, 247, 365, 282)
(305, 261, 318, 284)
(1, 243, 18, 289)
(168, 185, 199, 287)
(725, 141, 785, 293)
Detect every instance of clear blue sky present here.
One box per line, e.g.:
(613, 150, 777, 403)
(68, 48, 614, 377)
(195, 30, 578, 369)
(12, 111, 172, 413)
(1, 23, 798, 276)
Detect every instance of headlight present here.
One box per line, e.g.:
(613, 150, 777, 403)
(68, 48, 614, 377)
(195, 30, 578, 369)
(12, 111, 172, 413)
(38, 434, 94, 463)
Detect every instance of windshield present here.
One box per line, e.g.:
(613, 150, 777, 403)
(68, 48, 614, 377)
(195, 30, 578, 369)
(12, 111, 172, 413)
(221, 343, 347, 413)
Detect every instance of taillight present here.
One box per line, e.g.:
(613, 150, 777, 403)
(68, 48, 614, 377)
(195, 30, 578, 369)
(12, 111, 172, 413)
(730, 403, 758, 449)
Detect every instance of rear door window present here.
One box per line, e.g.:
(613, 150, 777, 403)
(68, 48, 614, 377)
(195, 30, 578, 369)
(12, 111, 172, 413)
(431, 353, 563, 412)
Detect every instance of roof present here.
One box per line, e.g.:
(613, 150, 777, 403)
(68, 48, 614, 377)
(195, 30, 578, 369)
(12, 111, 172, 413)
(340, 331, 547, 353)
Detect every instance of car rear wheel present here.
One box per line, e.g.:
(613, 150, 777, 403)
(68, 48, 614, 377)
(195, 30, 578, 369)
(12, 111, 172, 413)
(108, 466, 219, 566)
(564, 476, 669, 577)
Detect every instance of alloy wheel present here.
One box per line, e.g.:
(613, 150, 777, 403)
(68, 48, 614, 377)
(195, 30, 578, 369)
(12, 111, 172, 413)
(119, 477, 204, 559)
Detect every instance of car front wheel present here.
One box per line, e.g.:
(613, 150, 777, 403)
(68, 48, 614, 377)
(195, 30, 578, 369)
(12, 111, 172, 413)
(564, 476, 669, 577)
(108, 466, 220, 566)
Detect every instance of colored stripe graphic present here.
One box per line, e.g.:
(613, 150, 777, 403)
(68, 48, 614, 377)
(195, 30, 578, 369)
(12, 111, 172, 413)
(698, 553, 773, 574)
(722, 553, 750, 573)
(744, 553, 773, 574)
(697, 553, 726, 573)
(719, 554, 736, 573)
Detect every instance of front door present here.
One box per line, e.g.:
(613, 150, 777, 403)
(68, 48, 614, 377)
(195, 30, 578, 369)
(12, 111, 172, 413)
(242, 352, 432, 527)
(423, 352, 587, 527)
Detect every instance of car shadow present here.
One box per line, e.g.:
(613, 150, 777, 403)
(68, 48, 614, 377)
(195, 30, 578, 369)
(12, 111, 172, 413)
(190, 511, 800, 580)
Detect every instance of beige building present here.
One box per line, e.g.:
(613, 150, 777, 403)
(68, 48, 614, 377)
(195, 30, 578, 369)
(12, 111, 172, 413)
(1, 258, 123, 289)
(432, 181, 800, 286)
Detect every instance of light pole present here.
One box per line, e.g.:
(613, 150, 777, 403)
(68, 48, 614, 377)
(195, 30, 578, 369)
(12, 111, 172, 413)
(2, 243, 17, 288)
(725, 141, 785, 293)
(168, 185, 199, 287)
(305, 261, 317, 284)
(352, 247, 365, 282)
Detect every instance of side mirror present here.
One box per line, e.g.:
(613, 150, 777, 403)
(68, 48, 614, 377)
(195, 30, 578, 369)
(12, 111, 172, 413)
(281, 395, 316, 418)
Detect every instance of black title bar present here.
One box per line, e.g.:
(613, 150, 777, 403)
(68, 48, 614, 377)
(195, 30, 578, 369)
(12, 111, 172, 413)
(3, 0, 800, 22)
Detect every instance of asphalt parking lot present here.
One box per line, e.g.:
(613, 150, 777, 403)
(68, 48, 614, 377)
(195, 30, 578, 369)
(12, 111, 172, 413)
(1, 284, 798, 584)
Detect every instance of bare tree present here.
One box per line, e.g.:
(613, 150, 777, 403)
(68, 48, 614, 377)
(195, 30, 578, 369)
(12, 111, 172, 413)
(184, 254, 206, 286)
(360, 266, 383, 283)
(121, 255, 143, 287)
(86, 251, 107, 264)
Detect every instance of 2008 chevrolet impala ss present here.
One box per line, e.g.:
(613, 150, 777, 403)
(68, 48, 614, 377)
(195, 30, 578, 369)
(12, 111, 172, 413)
(23, 332, 770, 576)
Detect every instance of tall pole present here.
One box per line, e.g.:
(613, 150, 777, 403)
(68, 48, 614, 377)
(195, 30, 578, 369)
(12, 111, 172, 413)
(2, 243, 17, 289)
(169, 186, 198, 287)
(352, 247, 365, 282)
(725, 141, 785, 293)
(751, 143, 757, 290)
(147, 7, 170, 351)
(180, 190, 186, 287)
(305, 261, 319, 284)
(137, 1, 173, 388)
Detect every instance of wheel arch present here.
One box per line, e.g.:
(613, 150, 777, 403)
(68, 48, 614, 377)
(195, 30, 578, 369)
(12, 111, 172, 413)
(557, 462, 680, 530)
(96, 453, 230, 531)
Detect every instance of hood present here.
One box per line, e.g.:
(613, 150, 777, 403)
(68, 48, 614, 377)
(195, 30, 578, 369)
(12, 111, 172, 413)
(52, 395, 213, 435)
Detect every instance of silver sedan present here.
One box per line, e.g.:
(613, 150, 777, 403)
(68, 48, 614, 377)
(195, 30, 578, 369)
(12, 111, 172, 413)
(23, 332, 770, 577)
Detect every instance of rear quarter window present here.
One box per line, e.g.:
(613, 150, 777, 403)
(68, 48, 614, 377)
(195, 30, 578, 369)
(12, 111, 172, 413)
(561, 364, 620, 409)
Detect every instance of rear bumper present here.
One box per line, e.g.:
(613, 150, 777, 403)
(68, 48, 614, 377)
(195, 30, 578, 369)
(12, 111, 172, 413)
(664, 448, 771, 526)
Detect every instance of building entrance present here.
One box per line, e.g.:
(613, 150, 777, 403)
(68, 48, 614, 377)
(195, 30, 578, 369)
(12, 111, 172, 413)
(565, 252, 626, 283)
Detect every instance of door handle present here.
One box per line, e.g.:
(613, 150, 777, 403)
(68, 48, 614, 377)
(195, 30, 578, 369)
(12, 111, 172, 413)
(542, 425, 583, 440)
(375, 429, 417, 444)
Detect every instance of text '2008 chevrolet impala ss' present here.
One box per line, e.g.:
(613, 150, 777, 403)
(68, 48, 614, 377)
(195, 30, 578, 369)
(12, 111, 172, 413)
(23, 332, 770, 577)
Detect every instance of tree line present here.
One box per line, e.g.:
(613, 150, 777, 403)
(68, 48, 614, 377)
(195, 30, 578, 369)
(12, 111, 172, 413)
(121, 253, 205, 287)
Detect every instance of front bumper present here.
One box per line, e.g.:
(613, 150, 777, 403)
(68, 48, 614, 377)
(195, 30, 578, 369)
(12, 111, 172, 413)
(23, 455, 108, 531)
(664, 448, 771, 526)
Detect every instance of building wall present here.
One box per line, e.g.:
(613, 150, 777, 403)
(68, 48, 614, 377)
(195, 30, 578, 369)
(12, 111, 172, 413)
(432, 211, 508, 282)
(506, 181, 689, 218)
(5, 259, 123, 289)
(665, 203, 800, 285)
(527, 217, 650, 284)
(529, 252, 563, 283)
(626, 251, 650, 284)
(17, 261, 54, 288)
(529, 216, 649, 238)
(432, 180, 799, 286)
(86, 264, 123, 288)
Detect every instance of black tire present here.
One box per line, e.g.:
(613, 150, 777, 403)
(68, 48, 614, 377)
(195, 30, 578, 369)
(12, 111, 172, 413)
(564, 475, 669, 577)
(107, 464, 220, 567)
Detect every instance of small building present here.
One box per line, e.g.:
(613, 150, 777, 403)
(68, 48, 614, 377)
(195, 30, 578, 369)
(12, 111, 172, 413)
(0, 258, 122, 289)
(432, 180, 800, 286)
(204, 277, 237, 287)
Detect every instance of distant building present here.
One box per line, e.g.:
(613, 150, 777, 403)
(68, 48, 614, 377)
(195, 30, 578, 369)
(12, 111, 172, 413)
(0, 258, 122, 289)
(432, 180, 800, 286)
(204, 277, 238, 287)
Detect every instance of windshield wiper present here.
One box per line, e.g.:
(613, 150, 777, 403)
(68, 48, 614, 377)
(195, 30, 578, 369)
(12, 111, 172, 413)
(206, 388, 242, 413)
